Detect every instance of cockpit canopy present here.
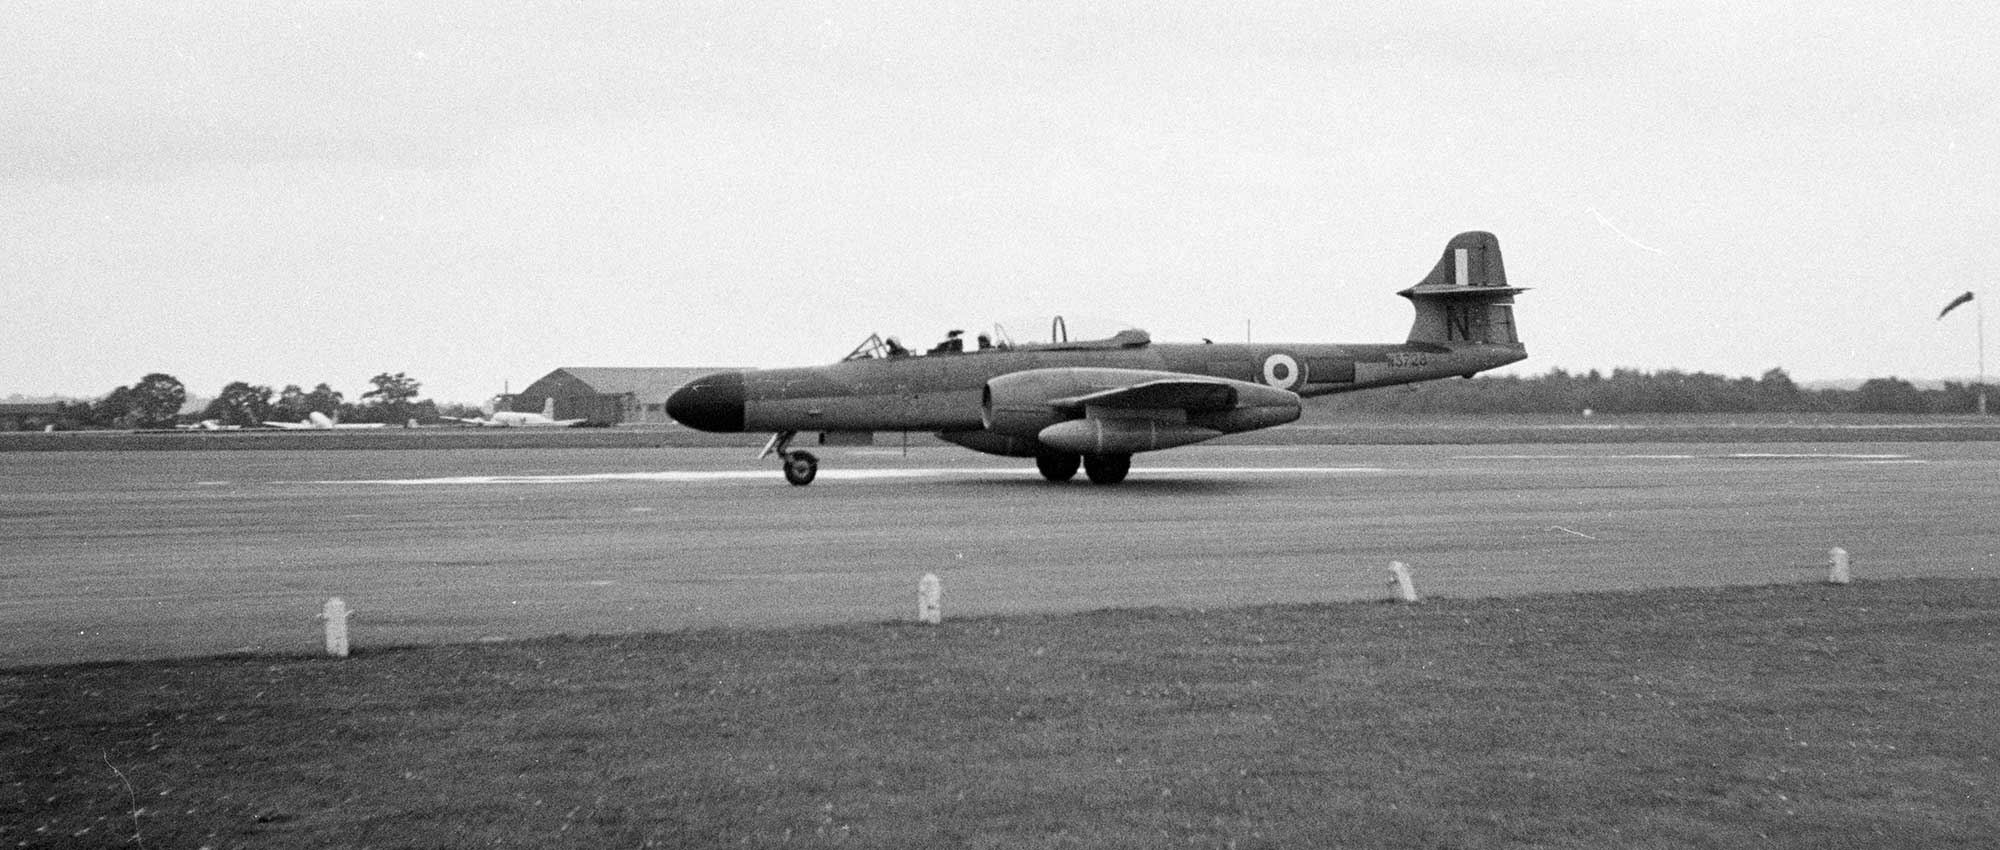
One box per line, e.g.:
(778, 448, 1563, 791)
(841, 325, 1151, 362)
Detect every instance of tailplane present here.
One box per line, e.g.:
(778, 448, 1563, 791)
(1398, 231, 1526, 345)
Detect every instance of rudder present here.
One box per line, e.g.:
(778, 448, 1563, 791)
(1420, 231, 1507, 290)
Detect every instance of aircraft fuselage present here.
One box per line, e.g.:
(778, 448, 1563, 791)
(686, 339, 1525, 435)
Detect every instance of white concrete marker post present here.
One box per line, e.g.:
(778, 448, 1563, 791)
(918, 573, 942, 625)
(321, 597, 351, 657)
(1827, 548, 1851, 585)
(1388, 561, 1422, 603)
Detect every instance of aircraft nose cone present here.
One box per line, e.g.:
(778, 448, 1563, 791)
(667, 371, 746, 432)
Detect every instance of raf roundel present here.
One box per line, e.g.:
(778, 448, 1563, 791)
(1262, 353, 1304, 390)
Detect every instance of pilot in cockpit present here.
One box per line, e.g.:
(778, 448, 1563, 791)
(931, 330, 966, 354)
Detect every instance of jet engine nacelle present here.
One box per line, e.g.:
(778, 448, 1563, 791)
(1187, 401, 1301, 434)
(1036, 419, 1223, 454)
(982, 369, 1108, 437)
(983, 367, 1303, 447)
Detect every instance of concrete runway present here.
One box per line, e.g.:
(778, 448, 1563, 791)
(4, 443, 1996, 667)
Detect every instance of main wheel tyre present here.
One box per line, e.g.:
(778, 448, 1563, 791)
(1082, 453, 1131, 484)
(783, 450, 819, 486)
(1035, 453, 1082, 482)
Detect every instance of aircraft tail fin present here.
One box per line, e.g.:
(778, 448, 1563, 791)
(1397, 231, 1526, 346)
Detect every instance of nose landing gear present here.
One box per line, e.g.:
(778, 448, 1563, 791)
(761, 431, 819, 486)
(782, 450, 818, 486)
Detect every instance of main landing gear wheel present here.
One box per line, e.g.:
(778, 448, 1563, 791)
(1082, 453, 1131, 485)
(782, 450, 819, 486)
(1036, 453, 1081, 483)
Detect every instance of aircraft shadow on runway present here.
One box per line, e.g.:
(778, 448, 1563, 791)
(935, 476, 1261, 495)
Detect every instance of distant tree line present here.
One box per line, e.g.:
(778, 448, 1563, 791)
(48, 372, 484, 429)
(1333, 367, 1995, 415)
(58, 372, 188, 429)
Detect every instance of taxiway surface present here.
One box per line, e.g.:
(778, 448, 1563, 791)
(4, 443, 1995, 666)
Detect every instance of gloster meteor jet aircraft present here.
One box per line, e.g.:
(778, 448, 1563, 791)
(668, 231, 1528, 485)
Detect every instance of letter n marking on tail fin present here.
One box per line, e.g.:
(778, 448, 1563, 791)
(1446, 304, 1471, 340)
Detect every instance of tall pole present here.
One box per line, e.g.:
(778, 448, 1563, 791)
(1980, 293, 1988, 416)
(1945, 291, 1988, 415)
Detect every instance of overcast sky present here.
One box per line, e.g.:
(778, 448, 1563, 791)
(3, 2, 1995, 403)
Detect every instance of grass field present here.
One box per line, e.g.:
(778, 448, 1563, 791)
(6, 578, 1997, 848)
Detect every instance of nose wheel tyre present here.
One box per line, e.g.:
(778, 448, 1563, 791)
(782, 450, 819, 486)
(1036, 452, 1082, 482)
(1082, 453, 1131, 484)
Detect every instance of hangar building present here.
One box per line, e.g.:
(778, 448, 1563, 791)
(507, 367, 729, 425)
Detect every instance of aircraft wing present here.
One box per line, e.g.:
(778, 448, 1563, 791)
(1048, 378, 1242, 413)
(261, 420, 313, 430)
(984, 368, 1301, 456)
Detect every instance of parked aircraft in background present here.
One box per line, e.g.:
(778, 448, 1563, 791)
(175, 419, 239, 431)
(668, 231, 1531, 485)
(262, 412, 386, 430)
(443, 397, 586, 428)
